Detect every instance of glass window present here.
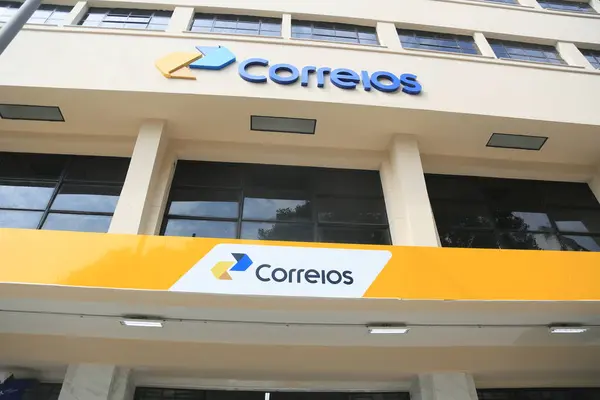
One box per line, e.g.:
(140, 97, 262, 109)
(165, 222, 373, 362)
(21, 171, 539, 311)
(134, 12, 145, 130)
(581, 48, 600, 69)
(0, 152, 129, 233)
(79, 8, 172, 30)
(398, 29, 479, 55)
(478, 388, 600, 400)
(537, 0, 596, 13)
(427, 175, 600, 252)
(488, 39, 565, 64)
(477, 0, 518, 3)
(22, 383, 63, 400)
(162, 161, 389, 245)
(190, 13, 281, 37)
(0, 2, 69, 25)
(292, 20, 378, 45)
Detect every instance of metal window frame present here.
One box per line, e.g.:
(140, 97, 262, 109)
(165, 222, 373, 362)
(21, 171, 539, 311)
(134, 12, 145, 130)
(291, 19, 378, 45)
(427, 174, 600, 251)
(189, 13, 282, 36)
(160, 161, 390, 245)
(0, 153, 129, 232)
(488, 39, 566, 65)
(581, 48, 600, 69)
(537, 0, 596, 13)
(397, 28, 479, 55)
(80, 7, 172, 30)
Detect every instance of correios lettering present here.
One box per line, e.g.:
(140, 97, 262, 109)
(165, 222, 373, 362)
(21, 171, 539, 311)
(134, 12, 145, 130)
(238, 58, 422, 95)
(255, 264, 355, 285)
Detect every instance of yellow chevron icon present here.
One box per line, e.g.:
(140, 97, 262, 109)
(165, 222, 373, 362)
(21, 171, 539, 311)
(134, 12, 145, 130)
(211, 261, 235, 280)
(155, 52, 203, 80)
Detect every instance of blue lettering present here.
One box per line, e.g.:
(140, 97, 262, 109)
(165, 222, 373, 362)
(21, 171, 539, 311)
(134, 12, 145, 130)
(301, 66, 317, 87)
(316, 67, 331, 88)
(400, 73, 422, 95)
(361, 70, 371, 91)
(269, 63, 299, 85)
(330, 68, 360, 90)
(370, 71, 401, 93)
(238, 58, 268, 83)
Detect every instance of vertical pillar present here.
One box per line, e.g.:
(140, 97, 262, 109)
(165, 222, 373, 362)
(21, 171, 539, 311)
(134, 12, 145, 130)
(140, 150, 177, 235)
(167, 7, 194, 33)
(411, 373, 479, 400)
(473, 33, 496, 58)
(282, 13, 292, 39)
(556, 42, 595, 69)
(109, 120, 168, 234)
(376, 22, 402, 50)
(591, 0, 600, 13)
(381, 135, 439, 246)
(516, 0, 543, 9)
(589, 168, 600, 204)
(59, 365, 133, 400)
(61, 1, 87, 26)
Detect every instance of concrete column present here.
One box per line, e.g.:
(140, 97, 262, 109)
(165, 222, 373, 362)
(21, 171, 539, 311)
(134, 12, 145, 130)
(411, 373, 479, 400)
(473, 33, 496, 58)
(109, 120, 168, 234)
(59, 365, 133, 400)
(591, 0, 600, 13)
(381, 135, 439, 246)
(61, 1, 87, 26)
(167, 7, 194, 33)
(282, 13, 292, 39)
(557, 42, 595, 69)
(140, 150, 177, 235)
(376, 22, 402, 50)
(589, 168, 600, 204)
(517, 0, 543, 9)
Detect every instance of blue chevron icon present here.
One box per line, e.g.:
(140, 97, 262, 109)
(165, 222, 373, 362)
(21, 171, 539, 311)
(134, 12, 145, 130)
(189, 46, 236, 70)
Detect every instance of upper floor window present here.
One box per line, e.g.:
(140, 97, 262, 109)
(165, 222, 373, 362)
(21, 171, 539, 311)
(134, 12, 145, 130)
(22, 383, 63, 400)
(291, 20, 378, 45)
(190, 13, 281, 37)
(0, 152, 130, 233)
(478, 388, 600, 400)
(0, 1, 71, 25)
(488, 39, 565, 64)
(537, 0, 596, 13)
(397, 29, 479, 55)
(135, 388, 411, 400)
(426, 174, 600, 252)
(479, 0, 518, 3)
(161, 161, 390, 245)
(79, 8, 171, 30)
(581, 48, 600, 68)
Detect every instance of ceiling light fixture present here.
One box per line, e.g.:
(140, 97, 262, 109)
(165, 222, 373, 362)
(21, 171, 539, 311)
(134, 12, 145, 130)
(549, 325, 588, 334)
(486, 133, 547, 151)
(251, 115, 316, 135)
(120, 318, 164, 328)
(367, 325, 410, 334)
(0, 104, 64, 122)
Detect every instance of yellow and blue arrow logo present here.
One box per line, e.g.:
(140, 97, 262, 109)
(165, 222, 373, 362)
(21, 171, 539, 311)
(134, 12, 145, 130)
(155, 45, 236, 80)
(211, 253, 253, 280)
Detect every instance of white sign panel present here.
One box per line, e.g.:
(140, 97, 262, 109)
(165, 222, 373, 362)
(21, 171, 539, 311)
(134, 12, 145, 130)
(169, 244, 392, 298)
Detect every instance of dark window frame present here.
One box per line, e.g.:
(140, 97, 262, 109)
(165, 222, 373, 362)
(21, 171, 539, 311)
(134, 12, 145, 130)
(478, 387, 600, 400)
(161, 161, 391, 245)
(0, 1, 71, 25)
(397, 28, 480, 55)
(291, 19, 379, 45)
(427, 174, 600, 252)
(488, 39, 566, 65)
(0, 152, 129, 233)
(537, 0, 597, 13)
(79, 7, 172, 31)
(581, 48, 600, 69)
(189, 13, 281, 37)
(22, 382, 63, 400)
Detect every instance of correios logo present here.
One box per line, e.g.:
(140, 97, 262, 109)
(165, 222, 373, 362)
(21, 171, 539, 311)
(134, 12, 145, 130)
(169, 244, 392, 299)
(156, 45, 422, 95)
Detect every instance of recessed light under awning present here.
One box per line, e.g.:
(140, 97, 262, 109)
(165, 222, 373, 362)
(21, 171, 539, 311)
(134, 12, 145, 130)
(0, 104, 64, 122)
(251, 115, 316, 135)
(486, 133, 547, 151)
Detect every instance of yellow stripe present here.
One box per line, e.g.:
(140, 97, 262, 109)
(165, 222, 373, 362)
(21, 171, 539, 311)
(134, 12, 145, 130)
(1, 229, 599, 300)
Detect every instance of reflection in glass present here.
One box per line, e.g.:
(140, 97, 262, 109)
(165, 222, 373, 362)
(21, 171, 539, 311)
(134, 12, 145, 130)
(42, 213, 112, 233)
(169, 188, 238, 218)
(500, 232, 562, 250)
(494, 211, 552, 231)
(318, 227, 391, 245)
(241, 222, 313, 242)
(431, 202, 492, 229)
(562, 235, 600, 252)
(0, 183, 54, 209)
(164, 219, 236, 238)
(317, 198, 385, 224)
(0, 210, 43, 228)
(438, 230, 500, 249)
(551, 209, 600, 234)
(243, 198, 311, 221)
(50, 185, 121, 213)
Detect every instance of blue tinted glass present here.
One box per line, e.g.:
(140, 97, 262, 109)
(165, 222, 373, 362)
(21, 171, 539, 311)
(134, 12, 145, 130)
(164, 219, 236, 238)
(562, 235, 600, 251)
(50, 184, 121, 213)
(243, 198, 311, 221)
(42, 213, 112, 233)
(0, 209, 43, 229)
(0, 182, 54, 209)
(241, 221, 313, 242)
(168, 188, 238, 218)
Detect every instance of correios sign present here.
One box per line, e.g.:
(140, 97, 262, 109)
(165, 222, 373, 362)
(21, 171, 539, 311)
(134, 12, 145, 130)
(156, 45, 422, 95)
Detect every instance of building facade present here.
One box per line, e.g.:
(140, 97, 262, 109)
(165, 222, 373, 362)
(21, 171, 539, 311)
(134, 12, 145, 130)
(0, 0, 600, 398)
